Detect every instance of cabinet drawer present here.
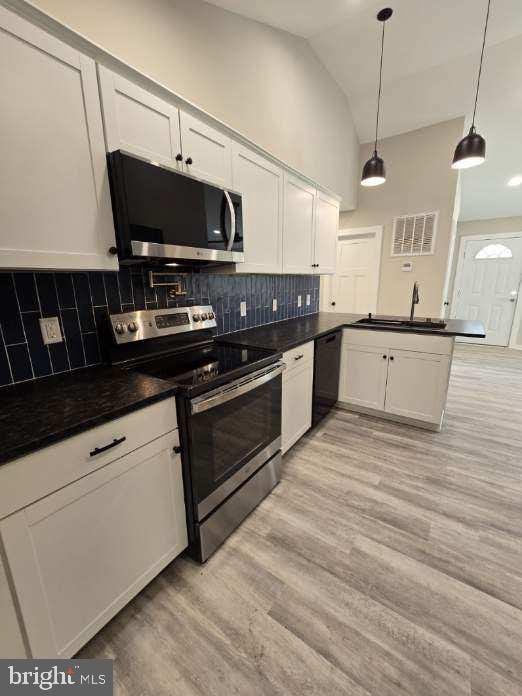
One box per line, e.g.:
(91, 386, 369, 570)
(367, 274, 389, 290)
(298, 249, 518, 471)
(343, 328, 453, 356)
(282, 341, 314, 371)
(0, 398, 177, 519)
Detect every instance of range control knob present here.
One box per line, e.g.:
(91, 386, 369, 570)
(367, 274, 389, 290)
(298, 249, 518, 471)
(208, 312, 215, 320)
(201, 313, 209, 321)
(193, 313, 201, 322)
(114, 322, 125, 335)
(128, 321, 138, 333)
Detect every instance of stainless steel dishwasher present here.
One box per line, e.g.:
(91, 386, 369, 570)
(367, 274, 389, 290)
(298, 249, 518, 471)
(312, 330, 342, 427)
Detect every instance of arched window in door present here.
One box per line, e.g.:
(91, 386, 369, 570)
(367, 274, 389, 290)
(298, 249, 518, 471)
(475, 243, 513, 259)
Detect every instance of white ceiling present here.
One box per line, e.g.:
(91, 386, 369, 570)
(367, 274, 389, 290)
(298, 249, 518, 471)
(207, 0, 522, 221)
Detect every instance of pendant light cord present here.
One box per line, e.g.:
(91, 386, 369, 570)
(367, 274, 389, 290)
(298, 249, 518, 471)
(471, 0, 491, 129)
(374, 19, 386, 153)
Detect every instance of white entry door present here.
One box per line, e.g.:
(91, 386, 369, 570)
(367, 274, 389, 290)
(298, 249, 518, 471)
(453, 235, 522, 346)
(321, 227, 382, 313)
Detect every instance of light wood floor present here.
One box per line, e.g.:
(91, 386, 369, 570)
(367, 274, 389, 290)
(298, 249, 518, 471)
(79, 344, 522, 696)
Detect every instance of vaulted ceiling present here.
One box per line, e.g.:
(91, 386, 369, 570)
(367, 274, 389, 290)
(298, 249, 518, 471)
(207, 0, 522, 220)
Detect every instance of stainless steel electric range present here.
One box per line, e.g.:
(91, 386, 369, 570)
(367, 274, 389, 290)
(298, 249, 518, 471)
(105, 305, 284, 562)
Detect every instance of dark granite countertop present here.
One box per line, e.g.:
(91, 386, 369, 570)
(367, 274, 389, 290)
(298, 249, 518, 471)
(0, 366, 177, 465)
(217, 313, 486, 352)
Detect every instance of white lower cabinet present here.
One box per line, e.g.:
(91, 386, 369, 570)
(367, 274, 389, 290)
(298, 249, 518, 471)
(339, 330, 453, 429)
(281, 342, 314, 453)
(0, 400, 187, 659)
(339, 346, 388, 410)
(384, 349, 451, 423)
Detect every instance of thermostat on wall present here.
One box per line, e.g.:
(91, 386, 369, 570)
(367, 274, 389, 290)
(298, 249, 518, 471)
(401, 262, 413, 272)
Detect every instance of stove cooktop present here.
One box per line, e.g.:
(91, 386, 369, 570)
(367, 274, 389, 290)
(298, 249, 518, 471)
(128, 342, 278, 392)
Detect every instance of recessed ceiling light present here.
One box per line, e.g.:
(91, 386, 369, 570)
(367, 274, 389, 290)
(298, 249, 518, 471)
(507, 175, 522, 187)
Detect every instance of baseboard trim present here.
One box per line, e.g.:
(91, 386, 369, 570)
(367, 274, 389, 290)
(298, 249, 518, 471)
(509, 343, 522, 351)
(337, 402, 442, 432)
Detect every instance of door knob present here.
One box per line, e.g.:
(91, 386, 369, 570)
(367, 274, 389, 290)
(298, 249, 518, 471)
(510, 298, 516, 303)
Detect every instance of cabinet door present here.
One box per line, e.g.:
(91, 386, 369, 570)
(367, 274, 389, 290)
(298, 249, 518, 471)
(314, 191, 339, 275)
(282, 174, 316, 274)
(282, 359, 314, 453)
(339, 346, 388, 410)
(385, 350, 450, 424)
(179, 110, 232, 187)
(0, 432, 187, 658)
(0, 7, 116, 271)
(0, 557, 27, 658)
(98, 65, 182, 168)
(232, 145, 283, 273)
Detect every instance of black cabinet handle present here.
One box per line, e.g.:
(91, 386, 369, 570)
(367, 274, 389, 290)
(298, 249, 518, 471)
(108, 246, 118, 255)
(390, 356, 394, 361)
(185, 157, 193, 165)
(331, 302, 336, 306)
(175, 153, 183, 162)
(294, 354, 304, 361)
(382, 354, 387, 360)
(89, 436, 126, 458)
(173, 445, 182, 454)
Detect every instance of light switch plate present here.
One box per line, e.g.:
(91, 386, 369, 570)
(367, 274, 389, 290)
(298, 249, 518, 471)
(240, 301, 247, 317)
(39, 316, 63, 345)
(306, 294, 311, 306)
(297, 295, 302, 308)
(272, 298, 277, 312)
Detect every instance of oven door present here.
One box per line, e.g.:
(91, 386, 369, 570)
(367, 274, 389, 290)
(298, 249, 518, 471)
(187, 363, 283, 520)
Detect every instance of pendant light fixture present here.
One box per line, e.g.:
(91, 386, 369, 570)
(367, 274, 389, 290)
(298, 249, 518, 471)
(452, 0, 491, 170)
(361, 7, 393, 187)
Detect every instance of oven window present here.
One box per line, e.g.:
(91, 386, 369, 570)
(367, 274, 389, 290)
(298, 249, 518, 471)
(188, 375, 281, 506)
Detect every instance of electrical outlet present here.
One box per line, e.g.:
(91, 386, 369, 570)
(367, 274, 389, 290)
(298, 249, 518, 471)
(240, 301, 247, 317)
(39, 317, 63, 345)
(306, 294, 311, 306)
(272, 298, 277, 312)
(297, 295, 302, 308)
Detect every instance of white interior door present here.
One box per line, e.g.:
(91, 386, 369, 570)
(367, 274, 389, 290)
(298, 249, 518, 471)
(322, 227, 382, 313)
(453, 236, 522, 346)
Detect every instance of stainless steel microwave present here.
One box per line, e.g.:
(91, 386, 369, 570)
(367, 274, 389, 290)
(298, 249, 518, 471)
(107, 150, 244, 265)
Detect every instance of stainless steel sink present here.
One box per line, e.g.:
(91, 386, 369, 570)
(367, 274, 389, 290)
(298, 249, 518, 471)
(355, 316, 447, 330)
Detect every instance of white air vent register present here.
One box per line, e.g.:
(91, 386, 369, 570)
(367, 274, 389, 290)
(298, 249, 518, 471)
(391, 211, 438, 257)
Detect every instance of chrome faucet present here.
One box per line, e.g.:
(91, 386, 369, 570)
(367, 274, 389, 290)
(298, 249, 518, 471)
(410, 281, 420, 321)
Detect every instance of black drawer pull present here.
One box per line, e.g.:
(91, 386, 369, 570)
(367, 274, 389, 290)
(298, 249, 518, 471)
(390, 356, 395, 361)
(173, 445, 182, 454)
(294, 354, 304, 361)
(382, 354, 387, 360)
(89, 436, 126, 457)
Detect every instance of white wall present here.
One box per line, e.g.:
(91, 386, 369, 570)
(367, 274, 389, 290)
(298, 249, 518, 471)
(341, 118, 464, 318)
(30, 0, 359, 208)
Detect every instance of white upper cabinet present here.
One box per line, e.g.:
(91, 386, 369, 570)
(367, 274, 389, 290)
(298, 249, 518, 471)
(0, 7, 117, 271)
(313, 191, 339, 275)
(232, 144, 283, 273)
(98, 65, 182, 169)
(179, 110, 232, 188)
(282, 173, 316, 274)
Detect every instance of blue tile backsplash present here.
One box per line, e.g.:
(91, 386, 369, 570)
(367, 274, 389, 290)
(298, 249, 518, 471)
(0, 269, 320, 387)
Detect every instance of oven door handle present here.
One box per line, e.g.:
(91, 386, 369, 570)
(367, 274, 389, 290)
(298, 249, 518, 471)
(224, 190, 236, 251)
(190, 363, 284, 414)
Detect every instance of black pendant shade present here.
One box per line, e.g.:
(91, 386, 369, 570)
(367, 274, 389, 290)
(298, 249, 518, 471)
(452, 126, 486, 169)
(361, 8, 393, 188)
(451, 0, 491, 170)
(361, 151, 386, 187)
